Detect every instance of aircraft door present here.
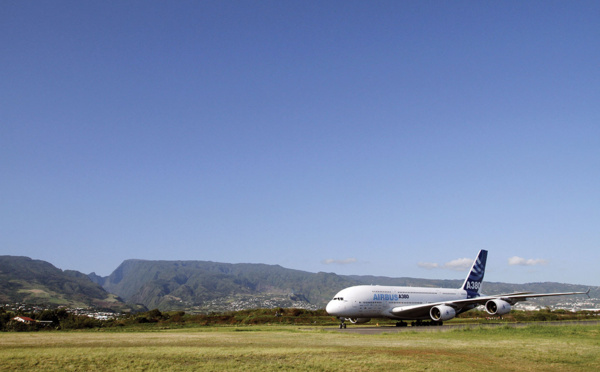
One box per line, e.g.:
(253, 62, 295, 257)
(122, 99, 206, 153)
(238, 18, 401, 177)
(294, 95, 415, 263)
(351, 299, 362, 315)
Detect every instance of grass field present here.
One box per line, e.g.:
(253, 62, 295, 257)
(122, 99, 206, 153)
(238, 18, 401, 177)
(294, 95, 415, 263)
(1, 324, 599, 371)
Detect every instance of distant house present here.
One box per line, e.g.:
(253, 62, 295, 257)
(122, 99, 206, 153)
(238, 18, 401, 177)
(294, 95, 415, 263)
(13, 316, 36, 324)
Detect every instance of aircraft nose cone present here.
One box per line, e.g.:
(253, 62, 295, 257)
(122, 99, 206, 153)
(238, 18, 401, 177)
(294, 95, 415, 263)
(326, 301, 339, 316)
(326, 301, 335, 315)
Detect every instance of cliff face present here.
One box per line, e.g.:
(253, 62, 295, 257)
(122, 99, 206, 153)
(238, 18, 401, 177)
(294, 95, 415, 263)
(96, 259, 357, 310)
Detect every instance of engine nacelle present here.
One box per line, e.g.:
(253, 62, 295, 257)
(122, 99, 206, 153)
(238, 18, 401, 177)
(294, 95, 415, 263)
(348, 318, 371, 324)
(485, 299, 512, 315)
(430, 305, 456, 321)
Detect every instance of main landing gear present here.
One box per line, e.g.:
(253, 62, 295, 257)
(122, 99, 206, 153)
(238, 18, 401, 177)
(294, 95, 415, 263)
(395, 321, 408, 327)
(410, 320, 443, 327)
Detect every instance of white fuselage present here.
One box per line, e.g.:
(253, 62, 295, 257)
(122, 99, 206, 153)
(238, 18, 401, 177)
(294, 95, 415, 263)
(326, 285, 470, 320)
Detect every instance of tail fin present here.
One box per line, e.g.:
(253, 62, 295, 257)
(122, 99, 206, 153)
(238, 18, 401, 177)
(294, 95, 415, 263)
(461, 250, 488, 296)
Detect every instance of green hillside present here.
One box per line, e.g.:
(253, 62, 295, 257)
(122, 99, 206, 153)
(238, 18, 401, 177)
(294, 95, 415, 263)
(0, 256, 131, 311)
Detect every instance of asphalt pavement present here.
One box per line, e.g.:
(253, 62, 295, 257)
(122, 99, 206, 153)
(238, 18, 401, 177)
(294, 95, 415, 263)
(328, 320, 600, 335)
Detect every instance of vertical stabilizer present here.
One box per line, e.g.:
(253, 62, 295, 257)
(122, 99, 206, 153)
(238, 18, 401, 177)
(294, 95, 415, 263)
(461, 250, 488, 296)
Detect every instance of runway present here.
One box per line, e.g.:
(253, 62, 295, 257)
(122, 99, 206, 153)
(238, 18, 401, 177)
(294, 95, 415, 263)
(328, 320, 600, 335)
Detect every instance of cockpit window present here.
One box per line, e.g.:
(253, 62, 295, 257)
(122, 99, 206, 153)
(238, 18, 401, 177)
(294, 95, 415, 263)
(332, 297, 344, 301)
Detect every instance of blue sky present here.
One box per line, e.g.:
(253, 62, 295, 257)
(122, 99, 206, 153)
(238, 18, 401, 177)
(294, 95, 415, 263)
(2, 1, 599, 285)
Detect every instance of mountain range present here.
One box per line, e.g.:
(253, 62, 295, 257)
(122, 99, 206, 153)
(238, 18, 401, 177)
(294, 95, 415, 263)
(1, 255, 597, 312)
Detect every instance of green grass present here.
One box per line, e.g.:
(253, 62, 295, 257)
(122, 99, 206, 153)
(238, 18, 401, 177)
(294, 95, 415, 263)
(1, 324, 599, 371)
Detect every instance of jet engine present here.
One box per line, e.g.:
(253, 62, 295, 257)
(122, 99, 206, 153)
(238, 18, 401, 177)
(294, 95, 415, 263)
(348, 318, 371, 324)
(430, 305, 456, 321)
(485, 299, 512, 315)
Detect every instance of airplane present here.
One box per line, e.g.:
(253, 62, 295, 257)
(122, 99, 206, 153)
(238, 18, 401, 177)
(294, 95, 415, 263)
(326, 250, 589, 328)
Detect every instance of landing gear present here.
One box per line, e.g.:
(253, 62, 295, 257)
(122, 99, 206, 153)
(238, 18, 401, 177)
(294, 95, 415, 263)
(338, 318, 347, 329)
(395, 321, 408, 327)
(410, 320, 443, 327)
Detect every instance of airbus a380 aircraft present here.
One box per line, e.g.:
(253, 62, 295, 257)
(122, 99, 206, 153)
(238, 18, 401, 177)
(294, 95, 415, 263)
(326, 250, 589, 328)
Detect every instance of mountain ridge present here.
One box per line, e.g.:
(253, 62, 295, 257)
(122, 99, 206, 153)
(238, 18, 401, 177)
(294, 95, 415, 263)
(91, 258, 598, 311)
(1, 255, 596, 312)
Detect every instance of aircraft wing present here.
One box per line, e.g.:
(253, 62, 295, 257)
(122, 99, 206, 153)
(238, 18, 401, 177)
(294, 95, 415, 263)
(389, 290, 589, 319)
(490, 290, 590, 304)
